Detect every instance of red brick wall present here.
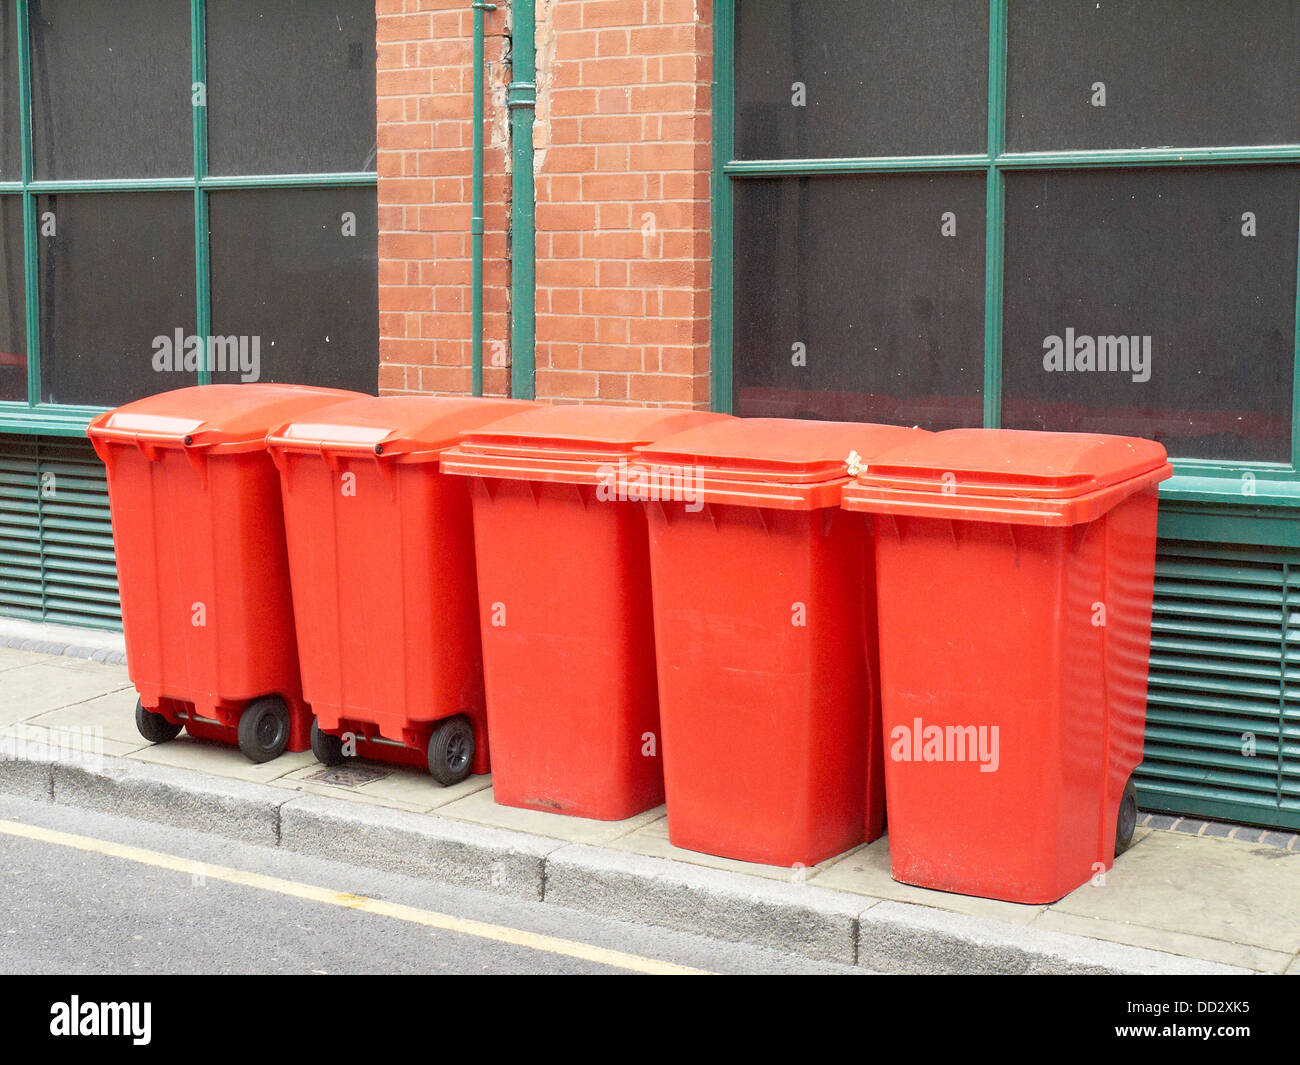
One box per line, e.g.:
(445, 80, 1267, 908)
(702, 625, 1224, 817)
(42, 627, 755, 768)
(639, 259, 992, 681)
(375, 0, 714, 408)
(534, 0, 713, 407)
(376, 0, 513, 397)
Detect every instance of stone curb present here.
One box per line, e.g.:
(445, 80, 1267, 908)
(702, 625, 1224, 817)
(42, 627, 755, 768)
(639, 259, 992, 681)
(52, 756, 284, 845)
(278, 792, 554, 902)
(544, 843, 867, 964)
(0, 618, 127, 664)
(0, 636, 127, 666)
(0, 752, 1255, 974)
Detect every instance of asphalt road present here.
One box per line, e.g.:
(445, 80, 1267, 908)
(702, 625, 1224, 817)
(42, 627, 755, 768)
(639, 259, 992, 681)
(0, 795, 863, 976)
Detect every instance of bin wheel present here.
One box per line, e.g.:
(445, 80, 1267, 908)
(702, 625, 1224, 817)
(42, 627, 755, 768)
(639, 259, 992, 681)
(237, 697, 291, 763)
(427, 716, 475, 786)
(310, 720, 347, 766)
(1115, 778, 1139, 857)
(135, 699, 182, 744)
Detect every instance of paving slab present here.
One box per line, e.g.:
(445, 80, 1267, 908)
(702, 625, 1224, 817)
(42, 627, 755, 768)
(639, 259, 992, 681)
(0, 662, 133, 724)
(26, 686, 148, 748)
(343, 764, 491, 810)
(267, 778, 433, 814)
(605, 812, 858, 883)
(1, 720, 145, 761)
(0, 649, 51, 672)
(810, 836, 1048, 926)
(436, 785, 664, 845)
(125, 734, 318, 784)
(1051, 829, 1300, 954)
(1032, 909, 1294, 974)
(275, 762, 491, 812)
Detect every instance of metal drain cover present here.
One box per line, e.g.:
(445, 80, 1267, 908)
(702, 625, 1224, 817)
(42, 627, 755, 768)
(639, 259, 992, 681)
(305, 764, 393, 788)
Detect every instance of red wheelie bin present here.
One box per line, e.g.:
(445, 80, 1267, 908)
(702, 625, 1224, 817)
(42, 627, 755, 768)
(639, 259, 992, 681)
(88, 384, 361, 761)
(266, 395, 531, 784)
(441, 404, 727, 819)
(630, 418, 929, 867)
(841, 429, 1172, 902)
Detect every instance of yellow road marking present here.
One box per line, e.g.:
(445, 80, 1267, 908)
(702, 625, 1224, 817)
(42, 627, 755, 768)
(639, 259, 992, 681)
(0, 818, 709, 975)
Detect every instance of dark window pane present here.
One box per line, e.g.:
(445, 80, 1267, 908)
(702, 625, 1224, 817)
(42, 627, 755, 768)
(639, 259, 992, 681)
(207, 0, 377, 175)
(1007, 0, 1300, 152)
(29, 0, 192, 180)
(38, 193, 196, 406)
(733, 174, 985, 429)
(0, 196, 26, 401)
(209, 188, 378, 392)
(735, 0, 988, 160)
(0, 5, 19, 179)
(1002, 167, 1298, 463)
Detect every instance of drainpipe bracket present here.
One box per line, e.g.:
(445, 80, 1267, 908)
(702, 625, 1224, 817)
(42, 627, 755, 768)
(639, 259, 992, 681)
(507, 82, 537, 110)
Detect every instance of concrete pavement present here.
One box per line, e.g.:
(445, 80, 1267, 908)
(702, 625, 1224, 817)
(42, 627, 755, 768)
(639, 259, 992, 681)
(0, 639, 1295, 974)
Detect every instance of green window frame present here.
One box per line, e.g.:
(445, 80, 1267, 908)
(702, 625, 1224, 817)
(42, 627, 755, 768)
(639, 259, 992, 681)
(0, 0, 379, 437)
(710, 0, 1300, 512)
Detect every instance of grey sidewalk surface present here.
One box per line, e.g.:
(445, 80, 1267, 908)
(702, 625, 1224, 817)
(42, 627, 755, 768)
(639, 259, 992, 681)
(0, 642, 1295, 975)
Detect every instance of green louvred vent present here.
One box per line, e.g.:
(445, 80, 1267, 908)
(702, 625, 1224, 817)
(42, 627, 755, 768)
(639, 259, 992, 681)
(0, 434, 121, 630)
(1136, 539, 1300, 832)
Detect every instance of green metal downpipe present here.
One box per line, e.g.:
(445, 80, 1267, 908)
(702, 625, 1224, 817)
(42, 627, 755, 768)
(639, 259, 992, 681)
(507, 0, 536, 399)
(17, 0, 40, 407)
(470, 1, 496, 396)
(191, 0, 212, 386)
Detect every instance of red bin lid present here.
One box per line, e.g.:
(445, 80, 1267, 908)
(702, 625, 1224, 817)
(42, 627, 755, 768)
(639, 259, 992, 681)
(441, 405, 729, 484)
(636, 418, 926, 484)
(844, 429, 1173, 526)
(456, 404, 726, 452)
(265, 396, 535, 460)
(629, 416, 935, 512)
(87, 384, 362, 455)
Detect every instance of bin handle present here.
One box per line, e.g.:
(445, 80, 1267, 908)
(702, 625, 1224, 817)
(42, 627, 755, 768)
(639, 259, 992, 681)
(89, 425, 218, 451)
(265, 433, 448, 464)
(265, 434, 405, 500)
(265, 433, 410, 459)
(89, 427, 215, 487)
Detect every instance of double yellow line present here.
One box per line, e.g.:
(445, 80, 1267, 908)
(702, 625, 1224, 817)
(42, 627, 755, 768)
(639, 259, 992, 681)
(0, 819, 708, 976)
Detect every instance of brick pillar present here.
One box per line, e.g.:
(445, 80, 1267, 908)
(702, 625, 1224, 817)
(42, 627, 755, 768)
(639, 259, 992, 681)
(533, 0, 714, 407)
(376, 0, 513, 397)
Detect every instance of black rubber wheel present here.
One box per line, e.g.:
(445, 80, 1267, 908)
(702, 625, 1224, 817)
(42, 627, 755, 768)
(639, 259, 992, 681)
(310, 720, 346, 766)
(135, 699, 182, 744)
(427, 716, 475, 786)
(1115, 778, 1139, 857)
(236, 697, 291, 763)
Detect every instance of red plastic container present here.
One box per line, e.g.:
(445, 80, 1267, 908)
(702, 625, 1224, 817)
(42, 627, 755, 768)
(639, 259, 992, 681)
(842, 429, 1172, 903)
(266, 396, 532, 784)
(441, 405, 727, 819)
(631, 418, 929, 867)
(88, 384, 360, 761)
